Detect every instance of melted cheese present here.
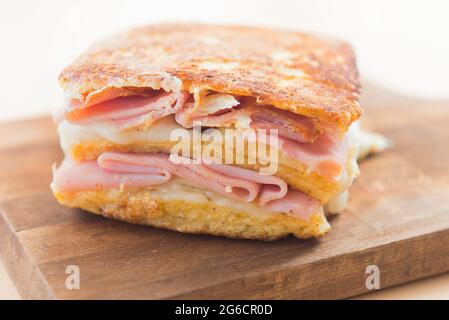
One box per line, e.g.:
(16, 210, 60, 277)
(325, 120, 390, 214)
(133, 178, 278, 216)
(58, 116, 181, 154)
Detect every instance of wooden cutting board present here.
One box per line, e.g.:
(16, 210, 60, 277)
(1, 83, 449, 300)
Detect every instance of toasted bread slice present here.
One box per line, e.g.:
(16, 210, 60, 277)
(59, 23, 361, 133)
(53, 186, 330, 241)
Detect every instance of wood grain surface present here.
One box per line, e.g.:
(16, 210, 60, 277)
(1, 83, 449, 299)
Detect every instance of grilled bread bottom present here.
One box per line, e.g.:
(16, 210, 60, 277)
(54, 187, 330, 241)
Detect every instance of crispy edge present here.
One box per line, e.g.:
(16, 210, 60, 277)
(53, 188, 330, 240)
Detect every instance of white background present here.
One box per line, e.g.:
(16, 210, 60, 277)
(0, 0, 448, 121)
(0, 0, 448, 299)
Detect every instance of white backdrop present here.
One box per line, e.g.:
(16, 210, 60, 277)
(1, 0, 448, 121)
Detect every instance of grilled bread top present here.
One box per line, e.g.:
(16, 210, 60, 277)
(59, 23, 362, 131)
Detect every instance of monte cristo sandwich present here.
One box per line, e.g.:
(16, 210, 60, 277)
(51, 24, 388, 240)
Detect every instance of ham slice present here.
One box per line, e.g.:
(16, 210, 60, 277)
(81, 87, 140, 108)
(63, 87, 329, 145)
(97, 152, 287, 204)
(175, 105, 251, 129)
(53, 152, 320, 220)
(98, 152, 261, 203)
(278, 132, 347, 179)
(263, 189, 321, 220)
(205, 163, 288, 204)
(52, 159, 172, 191)
(66, 91, 189, 131)
(250, 107, 323, 143)
(176, 102, 323, 144)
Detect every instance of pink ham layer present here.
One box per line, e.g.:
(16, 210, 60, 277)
(176, 103, 320, 144)
(66, 91, 189, 131)
(62, 89, 347, 180)
(65, 89, 321, 145)
(53, 152, 321, 220)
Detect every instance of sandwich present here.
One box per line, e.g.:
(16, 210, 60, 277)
(51, 24, 388, 240)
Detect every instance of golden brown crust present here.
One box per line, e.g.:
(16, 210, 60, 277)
(59, 23, 362, 131)
(54, 188, 330, 240)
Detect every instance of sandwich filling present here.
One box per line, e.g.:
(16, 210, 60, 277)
(52, 152, 322, 221)
(62, 88, 333, 142)
(53, 85, 380, 221)
(57, 87, 353, 179)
